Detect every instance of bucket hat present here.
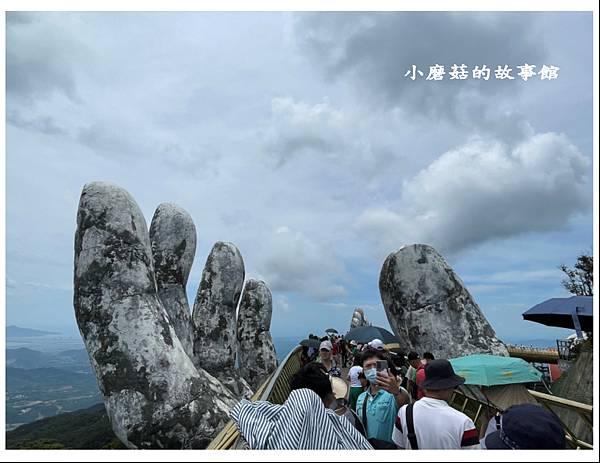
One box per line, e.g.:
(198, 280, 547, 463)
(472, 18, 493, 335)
(421, 359, 465, 390)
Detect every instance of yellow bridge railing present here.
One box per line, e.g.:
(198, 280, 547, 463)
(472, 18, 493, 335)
(507, 346, 559, 364)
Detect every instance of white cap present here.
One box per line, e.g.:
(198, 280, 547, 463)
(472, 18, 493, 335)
(369, 338, 384, 350)
(320, 340, 333, 351)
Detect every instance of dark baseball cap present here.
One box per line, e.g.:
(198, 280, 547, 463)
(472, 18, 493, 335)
(484, 404, 566, 449)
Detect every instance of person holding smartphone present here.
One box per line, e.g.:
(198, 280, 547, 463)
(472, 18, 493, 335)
(355, 349, 407, 447)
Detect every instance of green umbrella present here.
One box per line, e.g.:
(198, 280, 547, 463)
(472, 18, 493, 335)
(325, 328, 338, 334)
(449, 354, 542, 387)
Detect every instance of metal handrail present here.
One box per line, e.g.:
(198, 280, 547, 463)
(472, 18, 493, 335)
(527, 389, 593, 449)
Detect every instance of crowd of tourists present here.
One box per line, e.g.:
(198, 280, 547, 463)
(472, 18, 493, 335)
(231, 332, 568, 450)
(301, 332, 356, 370)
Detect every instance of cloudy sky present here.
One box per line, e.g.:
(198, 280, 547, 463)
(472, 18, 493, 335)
(6, 11, 593, 344)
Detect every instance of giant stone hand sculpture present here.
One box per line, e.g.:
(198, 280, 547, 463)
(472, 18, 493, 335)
(73, 182, 277, 449)
(349, 307, 370, 329)
(379, 244, 508, 358)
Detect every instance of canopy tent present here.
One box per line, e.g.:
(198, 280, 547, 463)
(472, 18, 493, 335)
(449, 354, 542, 387)
(522, 296, 593, 332)
(345, 325, 399, 344)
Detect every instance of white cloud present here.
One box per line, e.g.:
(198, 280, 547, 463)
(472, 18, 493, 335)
(6, 12, 89, 103)
(292, 12, 547, 138)
(7, 110, 67, 136)
(256, 226, 347, 300)
(354, 209, 406, 255)
(262, 97, 404, 181)
(273, 294, 292, 313)
(5, 276, 72, 293)
(464, 268, 563, 285)
(355, 132, 591, 255)
(4, 12, 593, 340)
(264, 97, 343, 165)
(6, 277, 18, 289)
(320, 302, 351, 310)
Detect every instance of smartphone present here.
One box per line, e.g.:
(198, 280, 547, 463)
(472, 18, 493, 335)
(376, 360, 388, 372)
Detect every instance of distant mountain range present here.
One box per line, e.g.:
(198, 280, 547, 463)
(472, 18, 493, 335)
(6, 347, 91, 371)
(6, 348, 52, 369)
(6, 366, 102, 430)
(6, 325, 61, 337)
(6, 346, 100, 431)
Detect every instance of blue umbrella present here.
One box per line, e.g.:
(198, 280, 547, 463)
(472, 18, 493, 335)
(522, 296, 593, 332)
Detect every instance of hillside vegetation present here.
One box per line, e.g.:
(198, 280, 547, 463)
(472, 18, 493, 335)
(6, 403, 124, 449)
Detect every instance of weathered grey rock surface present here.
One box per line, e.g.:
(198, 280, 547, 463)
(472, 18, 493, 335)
(74, 182, 237, 449)
(350, 307, 371, 329)
(192, 242, 245, 374)
(212, 367, 255, 400)
(237, 279, 278, 390)
(379, 244, 508, 358)
(149, 203, 195, 359)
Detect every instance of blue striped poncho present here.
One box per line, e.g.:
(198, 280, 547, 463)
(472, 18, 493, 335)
(230, 388, 374, 450)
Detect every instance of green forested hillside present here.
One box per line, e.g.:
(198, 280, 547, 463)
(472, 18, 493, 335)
(6, 403, 124, 449)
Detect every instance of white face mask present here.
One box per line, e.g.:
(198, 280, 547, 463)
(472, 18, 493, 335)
(365, 368, 378, 384)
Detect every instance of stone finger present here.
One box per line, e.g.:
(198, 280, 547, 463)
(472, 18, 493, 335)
(149, 202, 196, 359)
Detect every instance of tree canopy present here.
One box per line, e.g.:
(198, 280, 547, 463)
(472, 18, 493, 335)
(559, 251, 593, 296)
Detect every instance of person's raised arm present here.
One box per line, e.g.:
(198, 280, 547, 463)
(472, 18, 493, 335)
(376, 370, 408, 408)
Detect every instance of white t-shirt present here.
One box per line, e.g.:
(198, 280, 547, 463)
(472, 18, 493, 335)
(348, 366, 363, 388)
(392, 397, 481, 449)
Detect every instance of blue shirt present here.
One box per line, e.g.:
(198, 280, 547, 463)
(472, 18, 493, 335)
(356, 387, 398, 443)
